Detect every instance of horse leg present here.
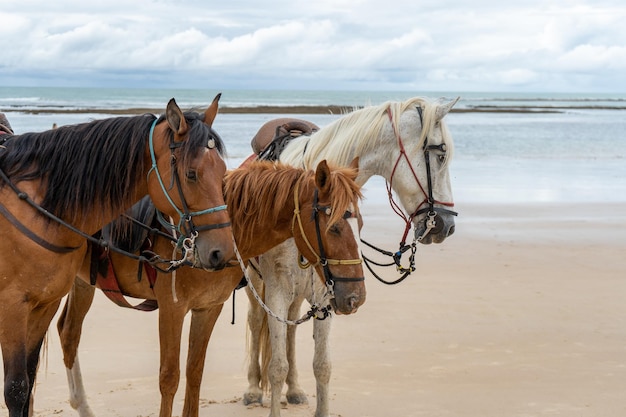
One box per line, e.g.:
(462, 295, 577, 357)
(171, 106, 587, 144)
(243, 267, 265, 406)
(157, 303, 187, 417)
(0, 300, 62, 417)
(312, 316, 333, 417)
(181, 305, 223, 417)
(25, 300, 62, 417)
(56, 278, 96, 417)
(285, 299, 308, 405)
(1, 318, 29, 417)
(265, 296, 289, 417)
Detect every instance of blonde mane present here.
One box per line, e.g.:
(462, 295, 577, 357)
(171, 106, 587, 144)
(279, 97, 453, 169)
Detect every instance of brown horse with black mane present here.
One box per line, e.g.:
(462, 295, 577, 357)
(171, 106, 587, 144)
(55, 158, 365, 417)
(0, 95, 234, 417)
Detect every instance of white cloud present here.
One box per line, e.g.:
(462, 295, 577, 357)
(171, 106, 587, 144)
(1, 0, 625, 91)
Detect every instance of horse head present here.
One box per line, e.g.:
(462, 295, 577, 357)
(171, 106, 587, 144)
(147, 95, 234, 271)
(386, 97, 459, 244)
(293, 158, 365, 315)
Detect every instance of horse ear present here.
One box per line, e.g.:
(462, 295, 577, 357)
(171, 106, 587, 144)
(166, 98, 189, 140)
(435, 97, 460, 121)
(204, 93, 221, 127)
(315, 160, 331, 194)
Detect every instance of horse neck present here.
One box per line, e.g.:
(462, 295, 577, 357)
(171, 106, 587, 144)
(284, 122, 398, 188)
(230, 177, 301, 260)
(73, 153, 151, 236)
(82, 155, 152, 235)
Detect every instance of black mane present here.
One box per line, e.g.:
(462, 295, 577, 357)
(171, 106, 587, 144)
(0, 110, 225, 224)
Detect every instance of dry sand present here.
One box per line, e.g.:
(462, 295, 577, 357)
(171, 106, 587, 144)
(3, 199, 626, 417)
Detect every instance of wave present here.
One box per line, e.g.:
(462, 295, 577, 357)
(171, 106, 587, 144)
(1, 87, 626, 114)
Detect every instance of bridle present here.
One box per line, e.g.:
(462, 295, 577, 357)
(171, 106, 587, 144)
(361, 105, 458, 284)
(240, 176, 364, 325)
(0, 118, 229, 272)
(291, 177, 364, 296)
(146, 119, 230, 268)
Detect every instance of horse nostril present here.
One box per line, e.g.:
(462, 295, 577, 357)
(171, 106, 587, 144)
(209, 249, 223, 267)
(447, 224, 456, 236)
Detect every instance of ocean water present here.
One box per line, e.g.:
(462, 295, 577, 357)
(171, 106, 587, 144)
(1, 87, 625, 208)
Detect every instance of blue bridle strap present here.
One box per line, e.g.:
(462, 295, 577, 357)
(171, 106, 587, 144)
(147, 118, 228, 240)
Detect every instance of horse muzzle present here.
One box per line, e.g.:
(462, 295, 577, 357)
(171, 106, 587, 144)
(415, 212, 456, 245)
(194, 245, 229, 271)
(329, 281, 366, 315)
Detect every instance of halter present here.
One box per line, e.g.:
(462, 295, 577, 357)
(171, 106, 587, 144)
(147, 119, 230, 266)
(361, 105, 457, 284)
(0, 118, 229, 272)
(291, 178, 364, 295)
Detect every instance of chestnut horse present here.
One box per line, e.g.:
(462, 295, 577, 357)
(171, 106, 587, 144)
(55, 159, 365, 417)
(244, 97, 459, 417)
(0, 95, 234, 417)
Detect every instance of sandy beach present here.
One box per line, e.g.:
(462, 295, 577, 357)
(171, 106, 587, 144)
(0, 197, 621, 417)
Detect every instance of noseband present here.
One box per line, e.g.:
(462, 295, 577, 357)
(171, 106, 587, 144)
(291, 178, 364, 295)
(0, 119, 229, 272)
(361, 106, 458, 284)
(147, 119, 231, 266)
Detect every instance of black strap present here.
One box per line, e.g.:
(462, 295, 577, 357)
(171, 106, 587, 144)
(0, 166, 182, 271)
(0, 200, 80, 253)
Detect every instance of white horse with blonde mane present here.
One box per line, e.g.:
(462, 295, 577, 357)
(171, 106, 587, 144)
(244, 96, 459, 417)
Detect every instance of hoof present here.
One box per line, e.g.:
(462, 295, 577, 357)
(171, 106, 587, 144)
(286, 391, 308, 405)
(243, 391, 263, 405)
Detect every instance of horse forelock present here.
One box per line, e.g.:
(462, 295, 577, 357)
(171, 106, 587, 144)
(324, 166, 363, 230)
(0, 114, 156, 223)
(388, 97, 455, 168)
(160, 111, 227, 175)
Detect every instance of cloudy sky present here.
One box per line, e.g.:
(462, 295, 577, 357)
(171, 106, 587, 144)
(1, 0, 625, 92)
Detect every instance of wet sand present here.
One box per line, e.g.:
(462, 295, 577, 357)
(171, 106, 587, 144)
(4, 198, 624, 417)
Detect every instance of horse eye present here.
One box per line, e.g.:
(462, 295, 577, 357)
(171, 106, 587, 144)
(329, 224, 341, 235)
(186, 170, 198, 182)
(343, 210, 352, 219)
(438, 154, 446, 163)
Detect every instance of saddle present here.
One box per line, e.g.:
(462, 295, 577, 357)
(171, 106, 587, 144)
(234, 118, 319, 290)
(251, 118, 319, 161)
(90, 196, 160, 311)
(102, 195, 157, 253)
(0, 113, 14, 135)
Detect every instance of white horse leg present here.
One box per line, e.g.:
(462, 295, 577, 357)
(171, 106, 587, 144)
(66, 358, 95, 417)
(312, 316, 332, 417)
(57, 278, 96, 417)
(285, 298, 307, 405)
(266, 297, 289, 417)
(243, 267, 265, 405)
(261, 247, 295, 417)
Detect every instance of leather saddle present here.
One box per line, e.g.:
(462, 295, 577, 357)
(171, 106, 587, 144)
(251, 118, 319, 161)
(0, 113, 13, 135)
(101, 195, 157, 253)
(90, 195, 158, 285)
(90, 195, 160, 310)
